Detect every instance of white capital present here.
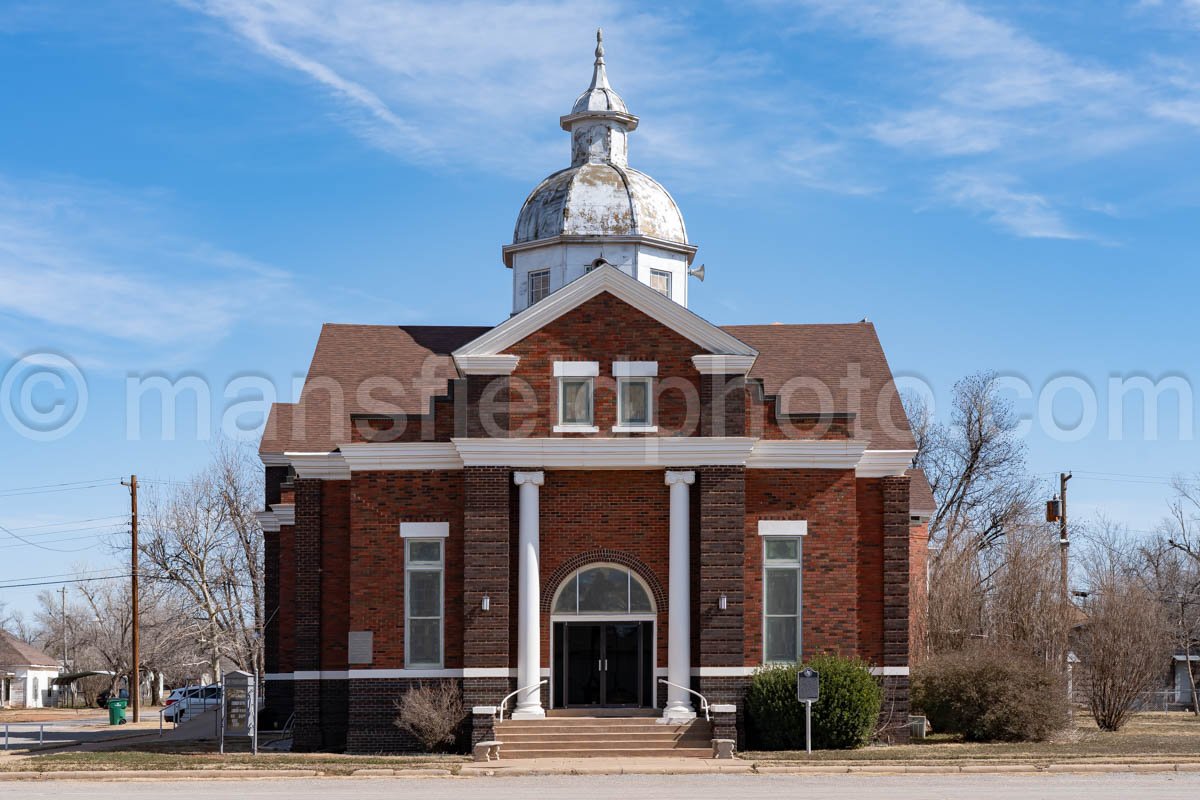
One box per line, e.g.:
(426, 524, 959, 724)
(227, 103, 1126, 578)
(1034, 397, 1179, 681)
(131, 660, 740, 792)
(513, 471, 545, 486)
(665, 470, 695, 486)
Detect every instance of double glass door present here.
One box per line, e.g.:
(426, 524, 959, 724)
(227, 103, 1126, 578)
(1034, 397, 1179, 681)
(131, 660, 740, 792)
(555, 621, 651, 708)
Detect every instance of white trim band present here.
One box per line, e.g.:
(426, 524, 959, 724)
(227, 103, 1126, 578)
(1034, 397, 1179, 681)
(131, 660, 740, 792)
(856, 449, 918, 478)
(870, 667, 911, 677)
(338, 443, 463, 471)
(454, 437, 756, 468)
(748, 440, 869, 469)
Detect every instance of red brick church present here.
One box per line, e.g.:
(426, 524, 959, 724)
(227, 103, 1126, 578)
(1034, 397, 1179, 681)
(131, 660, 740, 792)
(257, 31, 933, 756)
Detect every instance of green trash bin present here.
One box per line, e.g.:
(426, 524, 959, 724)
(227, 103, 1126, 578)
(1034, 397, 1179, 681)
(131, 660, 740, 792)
(107, 698, 128, 725)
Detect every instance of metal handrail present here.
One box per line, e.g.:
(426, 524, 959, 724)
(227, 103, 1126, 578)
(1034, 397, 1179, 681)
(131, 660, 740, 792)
(497, 679, 548, 721)
(657, 678, 710, 721)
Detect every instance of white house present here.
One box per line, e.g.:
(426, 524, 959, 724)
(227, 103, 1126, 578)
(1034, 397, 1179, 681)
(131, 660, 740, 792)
(0, 631, 60, 709)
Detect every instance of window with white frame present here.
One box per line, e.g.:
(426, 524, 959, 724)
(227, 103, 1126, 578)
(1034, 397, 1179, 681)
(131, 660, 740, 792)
(554, 362, 598, 430)
(528, 269, 551, 305)
(405, 538, 444, 667)
(649, 269, 671, 297)
(761, 522, 804, 664)
(613, 362, 657, 430)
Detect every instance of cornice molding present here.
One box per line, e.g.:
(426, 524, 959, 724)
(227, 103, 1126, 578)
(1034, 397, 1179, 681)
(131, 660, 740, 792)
(338, 442, 464, 471)
(255, 510, 281, 533)
(454, 265, 756, 359)
(501, 233, 698, 267)
(691, 354, 757, 376)
(259, 452, 289, 467)
(452, 437, 757, 469)
(856, 449, 918, 478)
(271, 503, 295, 527)
(746, 439, 869, 469)
(454, 354, 520, 376)
(286, 452, 351, 480)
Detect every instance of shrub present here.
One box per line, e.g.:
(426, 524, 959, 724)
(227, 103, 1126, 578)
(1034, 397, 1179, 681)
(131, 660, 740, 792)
(746, 654, 882, 750)
(912, 646, 1067, 742)
(393, 682, 464, 752)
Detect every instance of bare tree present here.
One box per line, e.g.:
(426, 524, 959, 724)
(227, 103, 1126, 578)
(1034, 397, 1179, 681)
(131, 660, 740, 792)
(909, 373, 1063, 659)
(139, 440, 264, 680)
(1143, 475, 1200, 714)
(1075, 527, 1172, 731)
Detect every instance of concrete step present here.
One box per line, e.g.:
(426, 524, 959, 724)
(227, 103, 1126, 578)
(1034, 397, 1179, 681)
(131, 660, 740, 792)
(496, 724, 701, 735)
(499, 747, 713, 759)
(498, 733, 711, 745)
(499, 716, 686, 726)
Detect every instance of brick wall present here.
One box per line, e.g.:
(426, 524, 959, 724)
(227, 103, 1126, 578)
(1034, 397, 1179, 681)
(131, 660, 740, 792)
(909, 520, 930, 665)
(881, 475, 912, 742)
(744, 469, 859, 662)
(348, 471, 466, 668)
(501, 293, 704, 437)
(347, 678, 465, 754)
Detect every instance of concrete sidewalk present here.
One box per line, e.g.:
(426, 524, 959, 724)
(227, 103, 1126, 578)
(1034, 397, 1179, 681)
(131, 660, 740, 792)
(5, 758, 1200, 781)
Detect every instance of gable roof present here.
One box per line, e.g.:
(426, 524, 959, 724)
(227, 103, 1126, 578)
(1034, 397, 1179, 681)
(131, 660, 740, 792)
(724, 322, 915, 451)
(0, 631, 58, 669)
(454, 264, 756, 360)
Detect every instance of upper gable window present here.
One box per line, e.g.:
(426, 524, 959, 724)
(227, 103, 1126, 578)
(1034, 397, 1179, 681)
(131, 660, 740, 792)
(649, 269, 671, 298)
(554, 362, 599, 432)
(613, 362, 657, 432)
(528, 269, 551, 305)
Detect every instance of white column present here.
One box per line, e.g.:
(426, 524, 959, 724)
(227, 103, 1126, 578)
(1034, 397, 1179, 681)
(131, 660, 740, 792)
(664, 470, 696, 720)
(513, 471, 545, 719)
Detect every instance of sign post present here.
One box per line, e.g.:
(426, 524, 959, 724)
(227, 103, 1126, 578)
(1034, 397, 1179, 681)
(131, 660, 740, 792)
(222, 670, 258, 756)
(796, 667, 820, 755)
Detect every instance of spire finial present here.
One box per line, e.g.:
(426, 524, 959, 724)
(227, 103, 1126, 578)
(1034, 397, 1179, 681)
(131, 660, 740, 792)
(589, 27, 610, 91)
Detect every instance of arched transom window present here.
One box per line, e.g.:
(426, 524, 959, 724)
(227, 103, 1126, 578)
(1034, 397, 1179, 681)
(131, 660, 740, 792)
(552, 565, 654, 615)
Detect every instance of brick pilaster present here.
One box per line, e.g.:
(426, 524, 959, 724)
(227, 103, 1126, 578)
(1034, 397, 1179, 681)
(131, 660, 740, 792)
(700, 374, 746, 437)
(881, 475, 911, 742)
(463, 467, 513, 732)
(466, 376, 510, 438)
(292, 478, 323, 751)
(697, 466, 746, 668)
(881, 476, 910, 666)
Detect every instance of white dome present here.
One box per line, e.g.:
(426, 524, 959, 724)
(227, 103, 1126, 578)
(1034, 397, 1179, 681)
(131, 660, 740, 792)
(513, 162, 687, 245)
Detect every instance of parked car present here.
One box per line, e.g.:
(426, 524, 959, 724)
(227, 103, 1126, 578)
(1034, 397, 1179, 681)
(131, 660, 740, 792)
(161, 685, 222, 722)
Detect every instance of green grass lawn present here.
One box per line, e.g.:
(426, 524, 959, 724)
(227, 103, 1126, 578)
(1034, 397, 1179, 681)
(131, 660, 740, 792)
(744, 712, 1200, 764)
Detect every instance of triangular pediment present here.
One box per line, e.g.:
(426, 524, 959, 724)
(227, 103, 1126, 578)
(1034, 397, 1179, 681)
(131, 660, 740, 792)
(453, 265, 756, 361)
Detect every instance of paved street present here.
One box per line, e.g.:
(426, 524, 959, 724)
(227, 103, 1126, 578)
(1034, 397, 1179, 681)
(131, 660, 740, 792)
(4, 773, 1200, 799)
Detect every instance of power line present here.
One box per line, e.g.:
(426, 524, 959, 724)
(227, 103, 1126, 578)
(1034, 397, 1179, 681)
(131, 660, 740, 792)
(0, 481, 123, 499)
(0, 478, 123, 494)
(4, 515, 128, 532)
(0, 521, 114, 553)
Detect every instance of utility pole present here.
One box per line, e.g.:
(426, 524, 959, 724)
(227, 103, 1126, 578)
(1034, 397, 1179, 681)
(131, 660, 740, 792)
(1059, 472, 1071, 608)
(121, 475, 140, 723)
(59, 586, 68, 667)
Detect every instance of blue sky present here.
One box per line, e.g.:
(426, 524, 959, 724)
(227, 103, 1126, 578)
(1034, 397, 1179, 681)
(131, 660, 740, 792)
(0, 0, 1197, 618)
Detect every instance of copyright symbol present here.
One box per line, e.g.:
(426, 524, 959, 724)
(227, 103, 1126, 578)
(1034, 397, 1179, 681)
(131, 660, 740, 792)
(1, 353, 88, 441)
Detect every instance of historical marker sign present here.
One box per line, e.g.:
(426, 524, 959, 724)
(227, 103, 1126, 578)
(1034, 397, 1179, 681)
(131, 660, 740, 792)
(797, 668, 820, 702)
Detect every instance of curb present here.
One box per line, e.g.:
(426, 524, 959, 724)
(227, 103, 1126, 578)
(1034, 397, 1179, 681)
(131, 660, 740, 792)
(0, 761, 1197, 781)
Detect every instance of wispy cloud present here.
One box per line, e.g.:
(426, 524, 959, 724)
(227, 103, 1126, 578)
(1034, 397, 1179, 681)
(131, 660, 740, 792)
(935, 172, 1085, 241)
(0, 175, 293, 367)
